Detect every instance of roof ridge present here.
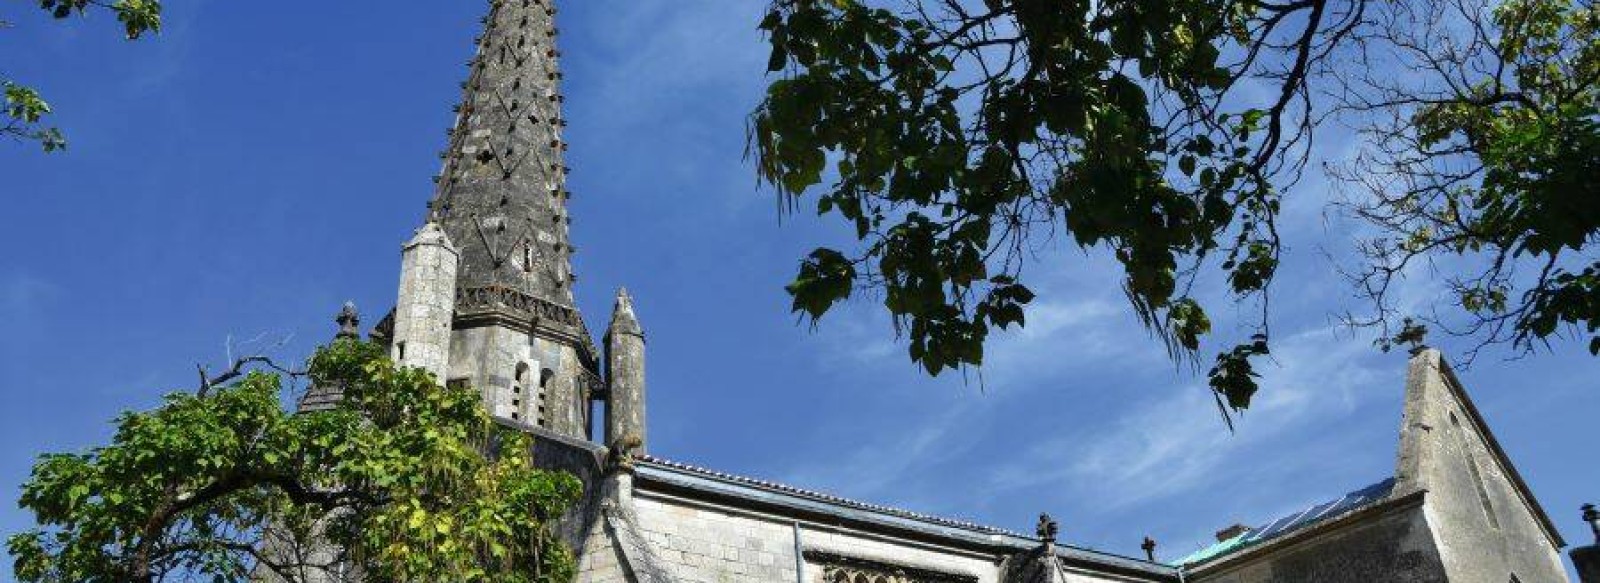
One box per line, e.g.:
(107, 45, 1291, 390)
(635, 454, 1028, 538)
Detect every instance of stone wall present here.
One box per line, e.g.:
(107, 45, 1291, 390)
(615, 489, 1150, 583)
(629, 492, 803, 582)
(447, 327, 591, 437)
(1190, 501, 1446, 583)
(1396, 351, 1568, 583)
(575, 518, 632, 583)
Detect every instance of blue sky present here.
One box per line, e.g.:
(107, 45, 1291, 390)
(1, 0, 1596, 576)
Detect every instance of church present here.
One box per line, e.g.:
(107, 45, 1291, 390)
(305, 0, 1575, 580)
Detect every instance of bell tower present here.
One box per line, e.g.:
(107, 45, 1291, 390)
(390, 0, 601, 440)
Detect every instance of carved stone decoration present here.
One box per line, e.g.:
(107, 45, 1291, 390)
(804, 550, 977, 583)
(455, 285, 581, 327)
(1035, 513, 1058, 543)
(334, 302, 361, 340)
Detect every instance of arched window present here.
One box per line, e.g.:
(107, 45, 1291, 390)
(814, 557, 973, 583)
(512, 363, 532, 422)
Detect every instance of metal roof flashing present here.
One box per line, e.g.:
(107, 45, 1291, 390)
(1180, 484, 1428, 574)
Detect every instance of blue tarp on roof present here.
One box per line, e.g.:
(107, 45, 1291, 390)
(1177, 477, 1397, 566)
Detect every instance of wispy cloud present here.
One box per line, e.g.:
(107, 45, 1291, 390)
(779, 403, 993, 501)
(776, 265, 1149, 507)
(568, 0, 769, 215)
(981, 324, 1389, 510)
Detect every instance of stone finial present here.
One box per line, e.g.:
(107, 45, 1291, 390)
(1584, 503, 1599, 544)
(608, 287, 643, 337)
(1036, 513, 1059, 543)
(1141, 537, 1157, 562)
(335, 302, 361, 340)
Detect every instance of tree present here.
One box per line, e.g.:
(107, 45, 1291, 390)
(1331, 0, 1600, 362)
(3, 0, 163, 151)
(7, 339, 581, 583)
(750, 0, 1600, 423)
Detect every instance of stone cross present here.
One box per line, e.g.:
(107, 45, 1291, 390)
(1036, 513, 1059, 543)
(335, 302, 360, 340)
(1141, 537, 1157, 562)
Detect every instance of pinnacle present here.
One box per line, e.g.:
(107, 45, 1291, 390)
(608, 287, 642, 335)
(404, 221, 456, 250)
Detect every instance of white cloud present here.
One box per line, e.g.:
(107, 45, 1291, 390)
(979, 324, 1389, 511)
(779, 402, 993, 501)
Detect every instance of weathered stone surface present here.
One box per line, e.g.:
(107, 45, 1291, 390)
(604, 288, 646, 452)
(392, 222, 458, 380)
(395, 0, 606, 444)
(430, 0, 574, 305)
(1179, 348, 1570, 583)
(1189, 499, 1446, 583)
(1396, 350, 1569, 583)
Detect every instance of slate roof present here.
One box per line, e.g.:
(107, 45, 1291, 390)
(636, 454, 1027, 537)
(632, 455, 1178, 580)
(296, 383, 344, 413)
(1176, 477, 1397, 566)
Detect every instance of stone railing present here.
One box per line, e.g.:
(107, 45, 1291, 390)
(456, 285, 581, 327)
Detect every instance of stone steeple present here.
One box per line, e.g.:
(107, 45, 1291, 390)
(389, 0, 601, 440)
(429, 0, 575, 304)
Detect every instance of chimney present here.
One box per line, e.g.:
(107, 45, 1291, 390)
(1574, 504, 1600, 583)
(1215, 524, 1250, 542)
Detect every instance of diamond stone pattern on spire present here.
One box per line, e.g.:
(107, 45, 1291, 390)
(431, 0, 574, 307)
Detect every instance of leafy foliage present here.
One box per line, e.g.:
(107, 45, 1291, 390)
(3, 0, 162, 152)
(7, 340, 580, 583)
(2, 83, 64, 152)
(1335, 0, 1600, 362)
(753, 0, 1600, 420)
(751, 0, 1357, 420)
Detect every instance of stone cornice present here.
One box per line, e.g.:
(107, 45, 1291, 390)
(451, 285, 600, 365)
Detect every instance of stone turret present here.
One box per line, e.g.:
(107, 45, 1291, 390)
(604, 288, 646, 452)
(392, 222, 459, 380)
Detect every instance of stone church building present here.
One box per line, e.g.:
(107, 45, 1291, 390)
(294, 1, 1575, 580)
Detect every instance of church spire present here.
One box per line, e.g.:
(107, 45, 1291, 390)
(386, 0, 600, 439)
(430, 0, 574, 306)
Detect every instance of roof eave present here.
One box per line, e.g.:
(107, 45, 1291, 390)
(1184, 489, 1428, 575)
(632, 459, 1179, 580)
